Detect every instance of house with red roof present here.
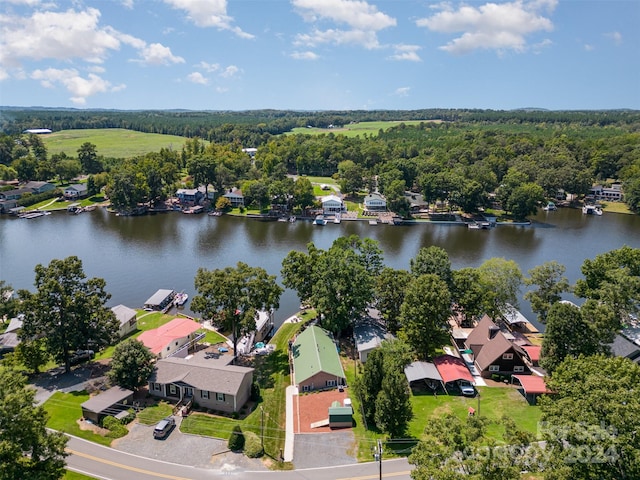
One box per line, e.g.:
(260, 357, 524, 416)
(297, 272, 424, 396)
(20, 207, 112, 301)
(138, 318, 202, 359)
(433, 354, 474, 385)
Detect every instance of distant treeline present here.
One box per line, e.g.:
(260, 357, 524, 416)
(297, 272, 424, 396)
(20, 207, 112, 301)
(2, 108, 639, 147)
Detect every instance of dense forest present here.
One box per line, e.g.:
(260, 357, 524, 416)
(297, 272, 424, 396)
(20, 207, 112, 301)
(1, 108, 639, 215)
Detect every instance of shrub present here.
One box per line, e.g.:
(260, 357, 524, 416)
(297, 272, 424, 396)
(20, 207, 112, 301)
(250, 381, 261, 401)
(102, 415, 128, 438)
(231, 412, 239, 420)
(243, 431, 263, 458)
(228, 425, 245, 451)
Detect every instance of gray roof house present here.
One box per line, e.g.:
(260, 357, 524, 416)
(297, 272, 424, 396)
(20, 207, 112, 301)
(111, 304, 138, 338)
(24, 181, 56, 194)
(363, 193, 387, 212)
(353, 320, 393, 363)
(0, 316, 23, 354)
(64, 183, 88, 199)
(610, 334, 640, 365)
(81, 386, 134, 424)
(148, 356, 254, 413)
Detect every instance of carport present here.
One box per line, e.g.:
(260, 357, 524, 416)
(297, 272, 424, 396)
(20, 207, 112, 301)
(433, 354, 474, 394)
(404, 361, 445, 393)
(81, 386, 134, 424)
(512, 375, 553, 405)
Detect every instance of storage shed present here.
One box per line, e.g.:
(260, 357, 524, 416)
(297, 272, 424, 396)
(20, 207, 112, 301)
(328, 401, 353, 429)
(81, 386, 134, 424)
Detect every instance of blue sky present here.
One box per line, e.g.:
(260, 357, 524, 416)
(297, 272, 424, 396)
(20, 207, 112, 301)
(1, 0, 638, 110)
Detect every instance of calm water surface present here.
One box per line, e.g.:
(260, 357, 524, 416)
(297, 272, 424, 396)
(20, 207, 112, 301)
(1, 208, 638, 329)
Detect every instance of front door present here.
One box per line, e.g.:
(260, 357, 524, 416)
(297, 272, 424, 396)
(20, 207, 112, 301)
(184, 387, 194, 398)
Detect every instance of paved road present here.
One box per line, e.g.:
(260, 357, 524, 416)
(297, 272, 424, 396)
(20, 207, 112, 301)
(66, 435, 413, 480)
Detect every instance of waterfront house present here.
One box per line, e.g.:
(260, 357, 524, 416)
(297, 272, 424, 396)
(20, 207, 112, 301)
(148, 355, 254, 413)
(610, 334, 640, 365)
(589, 183, 624, 202)
(81, 386, 134, 424)
(353, 320, 392, 363)
(143, 289, 175, 311)
(321, 195, 346, 215)
(111, 304, 138, 338)
(464, 316, 529, 378)
(363, 193, 387, 212)
(24, 181, 56, 194)
(0, 199, 18, 214)
(292, 326, 346, 392)
(0, 316, 23, 355)
(223, 188, 245, 207)
(138, 317, 202, 359)
(0, 187, 32, 201)
(176, 188, 204, 206)
(64, 183, 88, 200)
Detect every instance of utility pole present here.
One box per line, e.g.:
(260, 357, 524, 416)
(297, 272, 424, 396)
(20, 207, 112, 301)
(260, 406, 264, 452)
(373, 439, 382, 480)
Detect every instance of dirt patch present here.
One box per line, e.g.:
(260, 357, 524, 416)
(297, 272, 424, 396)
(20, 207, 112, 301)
(77, 419, 110, 436)
(294, 389, 352, 433)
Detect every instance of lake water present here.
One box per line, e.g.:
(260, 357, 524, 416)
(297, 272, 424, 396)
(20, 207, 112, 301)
(1, 207, 638, 330)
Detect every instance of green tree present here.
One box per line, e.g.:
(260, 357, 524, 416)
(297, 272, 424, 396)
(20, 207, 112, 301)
(12, 155, 38, 181)
(56, 159, 81, 184)
(505, 182, 545, 219)
(337, 160, 364, 195)
(281, 245, 320, 304)
(410, 246, 453, 288)
(108, 339, 155, 391)
(18, 256, 119, 373)
(292, 176, 315, 211)
(524, 261, 571, 323)
(192, 262, 282, 361)
(0, 280, 17, 322)
(374, 368, 412, 437)
(451, 268, 485, 326)
(540, 301, 612, 374)
(105, 167, 149, 213)
(0, 368, 68, 480)
(13, 338, 50, 374)
(399, 274, 451, 360)
(215, 196, 232, 211)
(77, 142, 102, 174)
(539, 355, 640, 480)
(409, 414, 537, 480)
(478, 258, 523, 319)
(374, 267, 412, 334)
(228, 425, 245, 451)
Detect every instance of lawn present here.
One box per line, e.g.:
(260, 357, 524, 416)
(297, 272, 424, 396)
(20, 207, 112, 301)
(42, 129, 191, 159)
(289, 121, 428, 138)
(64, 471, 98, 480)
(43, 392, 115, 446)
(136, 401, 174, 425)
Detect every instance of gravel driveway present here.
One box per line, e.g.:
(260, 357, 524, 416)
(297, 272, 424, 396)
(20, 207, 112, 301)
(293, 432, 357, 469)
(112, 417, 266, 470)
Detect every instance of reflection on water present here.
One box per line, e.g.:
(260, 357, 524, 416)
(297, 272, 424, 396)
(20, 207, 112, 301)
(2, 207, 639, 328)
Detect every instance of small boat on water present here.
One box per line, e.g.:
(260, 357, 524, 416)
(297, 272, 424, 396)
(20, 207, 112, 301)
(20, 210, 51, 219)
(174, 292, 189, 307)
(313, 215, 327, 225)
(542, 202, 557, 211)
(208, 210, 222, 216)
(288, 216, 296, 223)
(582, 204, 603, 216)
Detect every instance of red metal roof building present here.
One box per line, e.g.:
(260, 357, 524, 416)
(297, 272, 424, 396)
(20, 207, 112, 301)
(433, 354, 474, 384)
(138, 318, 202, 358)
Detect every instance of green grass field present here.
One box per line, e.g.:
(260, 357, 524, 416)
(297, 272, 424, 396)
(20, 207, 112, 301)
(42, 128, 190, 159)
(64, 471, 98, 480)
(289, 120, 430, 137)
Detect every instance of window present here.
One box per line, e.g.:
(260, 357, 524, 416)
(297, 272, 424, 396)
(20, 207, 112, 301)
(184, 387, 193, 397)
(169, 384, 177, 395)
(502, 353, 514, 360)
(514, 366, 525, 373)
(201, 390, 209, 399)
(302, 385, 310, 392)
(216, 392, 225, 402)
(489, 365, 500, 372)
(153, 383, 161, 391)
(326, 380, 336, 387)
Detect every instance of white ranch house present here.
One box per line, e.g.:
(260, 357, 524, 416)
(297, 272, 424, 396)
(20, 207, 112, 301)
(321, 195, 346, 214)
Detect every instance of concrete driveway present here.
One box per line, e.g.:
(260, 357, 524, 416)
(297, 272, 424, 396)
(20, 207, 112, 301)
(112, 416, 267, 471)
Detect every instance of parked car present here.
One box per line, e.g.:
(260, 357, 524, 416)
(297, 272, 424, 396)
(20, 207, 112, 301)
(459, 381, 476, 397)
(69, 349, 94, 366)
(153, 417, 176, 439)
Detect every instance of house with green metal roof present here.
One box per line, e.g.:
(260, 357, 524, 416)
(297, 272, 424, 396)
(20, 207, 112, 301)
(292, 326, 346, 392)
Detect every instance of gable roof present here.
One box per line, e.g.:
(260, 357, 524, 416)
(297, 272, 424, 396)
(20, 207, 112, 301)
(138, 318, 201, 355)
(465, 315, 500, 350)
(474, 332, 525, 371)
(512, 375, 553, 395)
(404, 361, 442, 383)
(353, 321, 391, 353)
(292, 326, 345, 384)
(433, 355, 474, 383)
(321, 195, 342, 204)
(111, 304, 137, 327)
(150, 357, 253, 395)
(521, 345, 541, 363)
(81, 386, 134, 414)
(364, 193, 386, 203)
(65, 183, 88, 192)
(610, 334, 640, 363)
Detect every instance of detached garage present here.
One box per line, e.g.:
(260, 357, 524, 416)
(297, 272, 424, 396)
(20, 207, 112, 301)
(81, 386, 134, 424)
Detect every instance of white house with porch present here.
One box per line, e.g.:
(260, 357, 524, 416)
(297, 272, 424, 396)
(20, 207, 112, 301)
(321, 194, 346, 214)
(363, 193, 387, 212)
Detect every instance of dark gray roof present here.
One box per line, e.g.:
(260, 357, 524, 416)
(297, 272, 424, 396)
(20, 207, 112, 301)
(404, 361, 442, 383)
(81, 386, 134, 414)
(353, 321, 391, 353)
(610, 334, 640, 363)
(0, 332, 20, 351)
(150, 357, 254, 396)
(144, 289, 174, 307)
(111, 304, 137, 326)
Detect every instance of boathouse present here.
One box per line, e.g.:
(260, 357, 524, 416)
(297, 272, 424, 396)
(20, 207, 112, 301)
(144, 289, 175, 311)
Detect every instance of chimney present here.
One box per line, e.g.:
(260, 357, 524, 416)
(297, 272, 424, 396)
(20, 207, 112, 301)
(488, 325, 500, 340)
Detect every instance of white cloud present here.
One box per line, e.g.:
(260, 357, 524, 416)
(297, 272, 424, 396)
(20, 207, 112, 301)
(136, 43, 185, 65)
(220, 65, 240, 78)
(393, 86, 410, 97)
(290, 51, 319, 60)
(30, 67, 124, 104)
(163, 0, 254, 38)
(416, 0, 557, 55)
(187, 72, 209, 85)
(0, 7, 184, 71)
(584, 44, 594, 52)
(388, 44, 422, 62)
(121, 0, 134, 9)
(216, 86, 229, 93)
(196, 61, 221, 73)
(0, 68, 8, 81)
(292, 0, 396, 50)
(604, 31, 622, 45)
